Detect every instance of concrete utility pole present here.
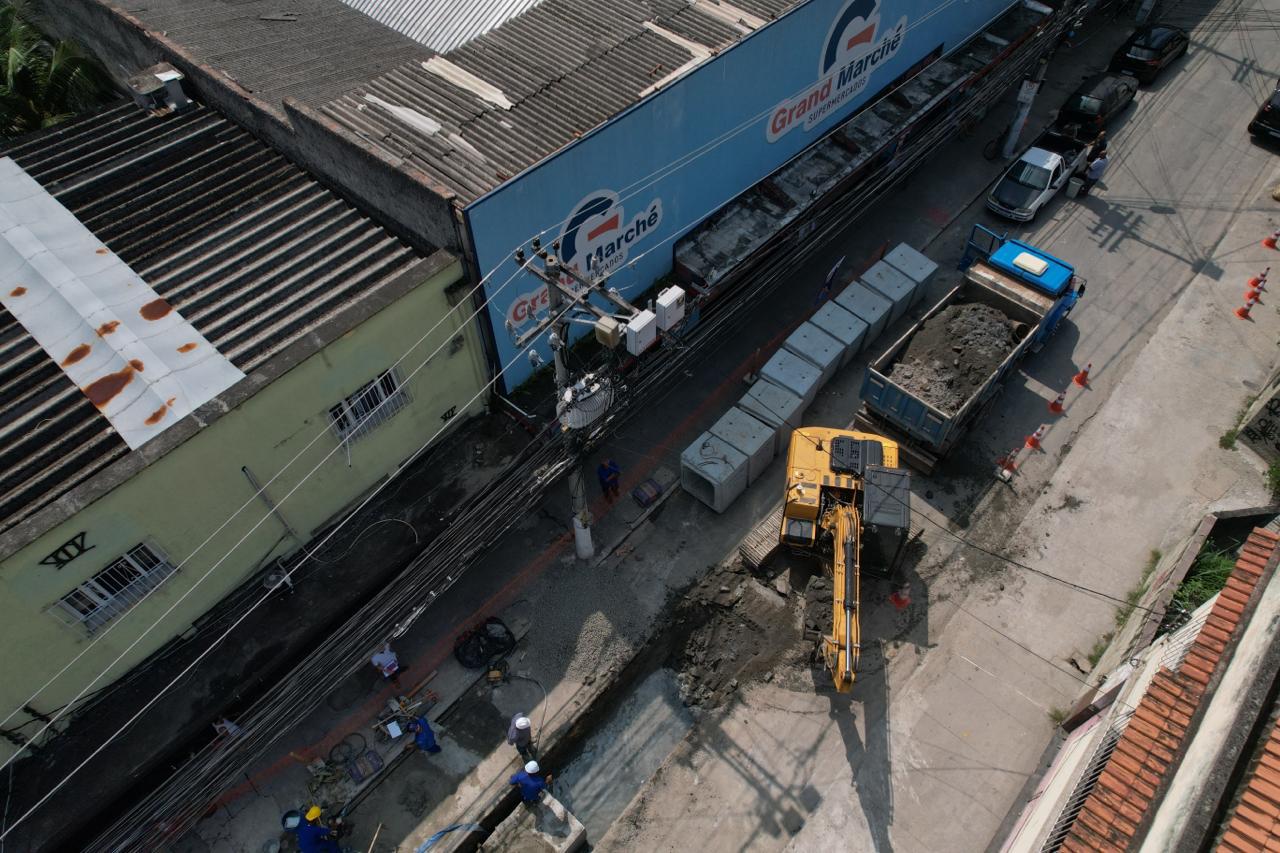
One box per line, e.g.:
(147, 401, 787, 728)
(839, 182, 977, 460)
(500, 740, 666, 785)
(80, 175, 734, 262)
(1001, 55, 1052, 159)
(514, 240, 642, 560)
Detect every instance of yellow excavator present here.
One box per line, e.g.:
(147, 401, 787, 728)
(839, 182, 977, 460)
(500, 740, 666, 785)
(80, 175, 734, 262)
(777, 427, 911, 692)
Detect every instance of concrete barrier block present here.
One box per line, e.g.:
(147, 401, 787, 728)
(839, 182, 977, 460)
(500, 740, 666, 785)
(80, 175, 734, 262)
(859, 260, 916, 325)
(834, 282, 892, 343)
(810, 301, 869, 367)
(709, 406, 776, 484)
(759, 347, 821, 407)
(783, 321, 843, 386)
(681, 432, 749, 513)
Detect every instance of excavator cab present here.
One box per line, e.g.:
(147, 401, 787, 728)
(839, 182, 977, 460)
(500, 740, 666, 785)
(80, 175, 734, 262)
(779, 427, 911, 692)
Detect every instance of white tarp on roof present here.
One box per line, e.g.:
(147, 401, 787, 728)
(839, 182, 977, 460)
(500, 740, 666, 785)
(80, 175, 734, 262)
(341, 0, 547, 53)
(0, 157, 244, 450)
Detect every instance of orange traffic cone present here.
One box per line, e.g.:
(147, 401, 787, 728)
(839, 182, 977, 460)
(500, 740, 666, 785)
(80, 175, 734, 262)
(1265, 230, 1280, 250)
(1236, 296, 1258, 320)
(1048, 390, 1066, 415)
(1249, 267, 1270, 289)
(1247, 287, 1263, 302)
(1073, 363, 1092, 387)
(1025, 425, 1047, 450)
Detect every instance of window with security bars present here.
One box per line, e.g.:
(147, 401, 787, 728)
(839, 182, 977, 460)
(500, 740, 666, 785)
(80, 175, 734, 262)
(328, 368, 409, 443)
(51, 543, 176, 634)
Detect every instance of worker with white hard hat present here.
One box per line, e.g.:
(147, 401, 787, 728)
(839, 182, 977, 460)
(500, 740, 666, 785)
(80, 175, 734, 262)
(506, 711, 537, 760)
(509, 759, 550, 806)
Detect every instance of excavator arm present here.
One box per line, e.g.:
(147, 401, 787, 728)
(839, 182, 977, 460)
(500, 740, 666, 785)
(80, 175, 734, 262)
(824, 505, 861, 693)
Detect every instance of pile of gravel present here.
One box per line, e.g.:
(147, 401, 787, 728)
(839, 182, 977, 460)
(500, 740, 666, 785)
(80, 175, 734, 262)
(887, 303, 1017, 412)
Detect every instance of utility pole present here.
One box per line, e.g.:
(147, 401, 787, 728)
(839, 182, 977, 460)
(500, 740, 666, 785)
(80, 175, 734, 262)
(1001, 55, 1052, 159)
(513, 239, 643, 560)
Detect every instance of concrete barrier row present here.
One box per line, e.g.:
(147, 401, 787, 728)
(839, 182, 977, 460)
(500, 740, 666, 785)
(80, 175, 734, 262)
(680, 244, 938, 512)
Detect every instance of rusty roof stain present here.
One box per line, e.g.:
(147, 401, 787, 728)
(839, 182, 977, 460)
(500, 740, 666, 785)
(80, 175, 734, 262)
(0, 99, 431, 535)
(1062, 528, 1280, 853)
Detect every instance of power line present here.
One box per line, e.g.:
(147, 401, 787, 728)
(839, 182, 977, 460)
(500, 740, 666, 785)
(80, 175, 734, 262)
(0, 252, 550, 769)
(785, 429, 1161, 617)
(0, 298, 579, 843)
(76, 8, 1079, 844)
(2, 0, 998, 731)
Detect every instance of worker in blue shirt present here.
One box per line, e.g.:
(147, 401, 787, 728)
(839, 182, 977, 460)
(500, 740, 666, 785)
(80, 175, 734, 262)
(510, 760, 550, 806)
(596, 459, 621, 501)
(294, 806, 341, 853)
(406, 715, 441, 753)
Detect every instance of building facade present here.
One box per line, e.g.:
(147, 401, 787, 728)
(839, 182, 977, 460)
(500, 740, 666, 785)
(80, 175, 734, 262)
(0, 99, 488, 757)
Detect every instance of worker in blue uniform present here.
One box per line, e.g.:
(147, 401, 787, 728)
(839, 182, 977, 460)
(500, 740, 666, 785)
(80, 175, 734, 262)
(294, 806, 341, 853)
(509, 760, 549, 807)
(406, 715, 442, 753)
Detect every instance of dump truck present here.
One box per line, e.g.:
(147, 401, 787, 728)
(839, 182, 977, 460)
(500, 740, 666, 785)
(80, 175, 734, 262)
(857, 225, 1085, 471)
(774, 427, 910, 692)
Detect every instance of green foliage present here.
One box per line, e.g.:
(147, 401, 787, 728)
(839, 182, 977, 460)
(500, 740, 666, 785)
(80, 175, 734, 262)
(1268, 461, 1280, 499)
(1114, 550, 1160, 628)
(1, 1, 114, 140)
(1087, 632, 1114, 668)
(1220, 428, 1238, 450)
(1171, 546, 1236, 614)
(1049, 706, 1069, 726)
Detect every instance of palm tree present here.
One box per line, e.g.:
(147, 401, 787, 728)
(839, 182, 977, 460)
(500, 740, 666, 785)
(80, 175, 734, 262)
(1, 0, 114, 139)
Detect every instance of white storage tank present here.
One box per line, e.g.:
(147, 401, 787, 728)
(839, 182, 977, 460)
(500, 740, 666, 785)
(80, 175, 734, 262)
(680, 432, 749, 513)
(783, 321, 843, 385)
(859, 260, 916, 325)
(759, 347, 822, 407)
(883, 243, 938, 304)
(809, 301, 868, 367)
(739, 379, 805, 455)
(833, 282, 892, 343)
(709, 406, 776, 484)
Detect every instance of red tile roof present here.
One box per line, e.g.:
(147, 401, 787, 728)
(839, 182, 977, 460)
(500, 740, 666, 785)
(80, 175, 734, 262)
(1216, 708, 1280, 851)
(1061, 528, 1280, 853)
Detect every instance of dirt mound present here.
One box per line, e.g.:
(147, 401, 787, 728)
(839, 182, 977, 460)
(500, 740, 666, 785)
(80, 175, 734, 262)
(887, 303, 1017, 413)
(667, 564, 804, 708)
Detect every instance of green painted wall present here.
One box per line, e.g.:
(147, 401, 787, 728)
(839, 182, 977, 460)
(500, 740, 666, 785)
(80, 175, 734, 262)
(0, 258, 486, 757)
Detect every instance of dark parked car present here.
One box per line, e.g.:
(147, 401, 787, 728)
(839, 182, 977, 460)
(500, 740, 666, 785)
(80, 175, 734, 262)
(1053, 74, 1138, 137)
(1249, 85, 1280, 141)
(1109, 24, 1189, 83)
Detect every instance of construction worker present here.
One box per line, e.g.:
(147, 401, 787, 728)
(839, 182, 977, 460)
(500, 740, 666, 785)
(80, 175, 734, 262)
(596, 459, 621, 501)
(507, 713, 537, 761)
(370, 642, 406, 685)
(405, 715, 442, 754)
(294, 806, 341, 853)
(1088, 130, 1108, 162)
(509, 760, 550, 807)
(1081, 152, 1109, 197)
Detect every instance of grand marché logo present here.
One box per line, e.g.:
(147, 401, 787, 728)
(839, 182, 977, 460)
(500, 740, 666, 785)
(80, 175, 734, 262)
(506, 190, 662, 331)
(767, 0, 907, 143)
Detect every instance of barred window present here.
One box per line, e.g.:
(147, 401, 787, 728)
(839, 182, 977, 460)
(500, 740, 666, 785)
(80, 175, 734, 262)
(328, 368, 409, 443)
(50, 543, 176, 634)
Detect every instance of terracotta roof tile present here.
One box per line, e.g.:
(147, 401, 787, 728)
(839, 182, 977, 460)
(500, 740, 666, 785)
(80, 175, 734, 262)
(1066, 529, 1280, 853)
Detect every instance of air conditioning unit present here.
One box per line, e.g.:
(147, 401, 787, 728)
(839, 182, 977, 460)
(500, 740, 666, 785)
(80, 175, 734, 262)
(126, 63, 193, 115)
(625, 310, 658, 356)
(656, 286, 686, 330)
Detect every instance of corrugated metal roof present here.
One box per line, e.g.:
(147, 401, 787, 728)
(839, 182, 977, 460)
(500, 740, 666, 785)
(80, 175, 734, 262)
(121, 0, 434, 105)
(1061, 528, 1280, 852)
(341, 0, 550, 53)
(322, 0, 800, 202)
(0, 159, 246, 450)
(0, 100, 430, 535)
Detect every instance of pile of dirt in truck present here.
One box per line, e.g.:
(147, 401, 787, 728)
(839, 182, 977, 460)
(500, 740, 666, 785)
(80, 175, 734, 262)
(886, 303, 1017, 412)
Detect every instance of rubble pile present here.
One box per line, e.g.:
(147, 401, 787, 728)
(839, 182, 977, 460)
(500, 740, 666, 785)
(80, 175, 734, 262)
(667, 563, 801, 708)
(887, 303, 1017, 412)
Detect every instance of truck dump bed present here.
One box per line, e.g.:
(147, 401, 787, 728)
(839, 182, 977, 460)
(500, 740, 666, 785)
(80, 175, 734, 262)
(859, 263, 1050, 463)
